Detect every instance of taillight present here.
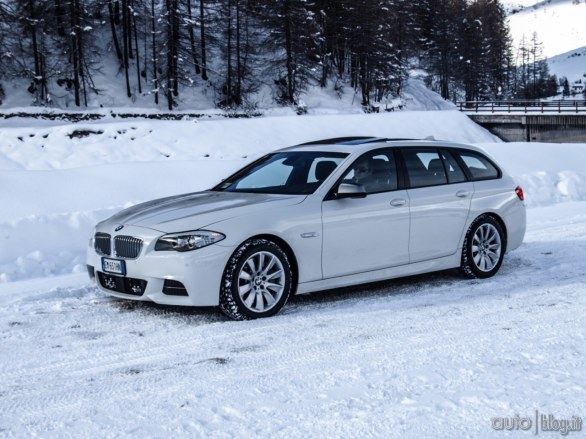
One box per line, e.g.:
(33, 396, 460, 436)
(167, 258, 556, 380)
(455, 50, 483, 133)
(515, 186, 524, 201)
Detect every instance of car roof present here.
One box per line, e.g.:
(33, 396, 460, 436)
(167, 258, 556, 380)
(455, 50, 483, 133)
(278, 136, 487, 155)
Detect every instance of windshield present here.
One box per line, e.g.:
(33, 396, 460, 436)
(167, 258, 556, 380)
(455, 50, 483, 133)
(213, 151, 349, 195)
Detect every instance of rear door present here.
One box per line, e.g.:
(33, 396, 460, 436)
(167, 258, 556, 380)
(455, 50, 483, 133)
(401, 148, 474, 263)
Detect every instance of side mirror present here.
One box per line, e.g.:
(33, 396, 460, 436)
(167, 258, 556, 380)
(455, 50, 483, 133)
(335, 182, 367, 199)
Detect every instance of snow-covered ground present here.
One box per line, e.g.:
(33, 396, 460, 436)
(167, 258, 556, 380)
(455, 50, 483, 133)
(1, 111, 585, 437)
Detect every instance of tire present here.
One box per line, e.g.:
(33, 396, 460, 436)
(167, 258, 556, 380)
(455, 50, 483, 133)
(461, 215, 506, 279)
(219, 239, 293, 320)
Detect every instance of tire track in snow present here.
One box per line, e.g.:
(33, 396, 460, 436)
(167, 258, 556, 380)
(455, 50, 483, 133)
(2, 271, 583, 427)
(1, 206, 585, 436)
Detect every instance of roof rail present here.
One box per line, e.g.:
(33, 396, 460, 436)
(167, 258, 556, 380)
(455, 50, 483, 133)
(296, 136, 380, 146)
(296, 137, 437, 146)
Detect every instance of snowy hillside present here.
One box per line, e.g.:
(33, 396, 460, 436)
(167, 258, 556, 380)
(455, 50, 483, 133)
(507, 0, 586, 58)
(1, 112, 585, 437)
(0, 75, 453, 115)
(503, 0, 545, 14)
(548, 46, 586, 86)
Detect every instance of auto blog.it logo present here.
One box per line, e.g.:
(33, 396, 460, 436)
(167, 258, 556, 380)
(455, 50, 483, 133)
(491, 411, 583, 435)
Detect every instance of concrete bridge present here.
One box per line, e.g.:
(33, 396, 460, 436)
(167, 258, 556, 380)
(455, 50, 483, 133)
(458, 100, 586, 143)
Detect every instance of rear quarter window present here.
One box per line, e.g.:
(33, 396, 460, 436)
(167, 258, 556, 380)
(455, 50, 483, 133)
(456, 151, 500, 181)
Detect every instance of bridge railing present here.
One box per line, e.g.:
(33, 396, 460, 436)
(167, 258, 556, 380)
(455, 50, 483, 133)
(457, 100, 586, 114)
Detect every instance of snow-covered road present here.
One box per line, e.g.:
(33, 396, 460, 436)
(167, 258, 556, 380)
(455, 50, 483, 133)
(1, 203, 584, 438)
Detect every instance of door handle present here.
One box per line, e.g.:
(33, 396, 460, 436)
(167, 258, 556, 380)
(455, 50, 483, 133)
(390, 198, 407, 207)
(456, 190, 470, 198)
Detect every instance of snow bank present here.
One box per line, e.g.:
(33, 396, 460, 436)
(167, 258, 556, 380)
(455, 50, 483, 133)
(1, 111, 585, 283)
(480, 142, 586, 205)
(0, 111, 496, 171)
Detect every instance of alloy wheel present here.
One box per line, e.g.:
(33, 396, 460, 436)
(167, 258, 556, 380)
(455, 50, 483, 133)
(471, 223, 502, 272)
(237, 250, 286, 313)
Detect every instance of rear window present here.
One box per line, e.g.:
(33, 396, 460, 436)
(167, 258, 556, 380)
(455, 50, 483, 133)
(456, 151, 500, 180)
(402, 149, 447, 188)
(440, 150, 467, 184)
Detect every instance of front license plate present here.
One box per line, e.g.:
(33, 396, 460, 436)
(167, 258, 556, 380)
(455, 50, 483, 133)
(102, 258, 126, 275)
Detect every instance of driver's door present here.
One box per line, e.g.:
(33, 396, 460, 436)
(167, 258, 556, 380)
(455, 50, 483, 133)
(321, 149, 410, 279)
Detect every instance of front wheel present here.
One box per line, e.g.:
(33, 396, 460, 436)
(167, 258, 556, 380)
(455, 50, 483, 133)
(461, 215, 506, 279)
(220, 239, 293, 320)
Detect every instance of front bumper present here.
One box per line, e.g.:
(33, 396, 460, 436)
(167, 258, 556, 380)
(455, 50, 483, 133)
(86, 225, 233, 307)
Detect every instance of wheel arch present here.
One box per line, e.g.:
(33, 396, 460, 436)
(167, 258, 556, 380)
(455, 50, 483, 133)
(479, 212, 508, 252)
(237, 234, 299, 294)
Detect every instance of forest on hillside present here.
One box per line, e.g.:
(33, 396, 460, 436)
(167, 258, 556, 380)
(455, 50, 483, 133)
(0, 0, 562, 110)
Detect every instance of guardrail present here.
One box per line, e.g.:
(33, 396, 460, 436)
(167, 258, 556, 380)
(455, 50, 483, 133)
(457, 100, 586, 114)
(0, 110, 263, 122)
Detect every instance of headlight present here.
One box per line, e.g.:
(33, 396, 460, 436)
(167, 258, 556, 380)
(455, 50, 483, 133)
(155, 230, 225, 252)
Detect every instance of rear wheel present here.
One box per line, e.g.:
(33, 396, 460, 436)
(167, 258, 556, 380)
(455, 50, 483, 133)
(461, 215, 505, 279)
(220, 239, 293, 320)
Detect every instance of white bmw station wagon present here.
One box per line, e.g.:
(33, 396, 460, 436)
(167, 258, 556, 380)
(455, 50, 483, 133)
(87, 137, 526, 319)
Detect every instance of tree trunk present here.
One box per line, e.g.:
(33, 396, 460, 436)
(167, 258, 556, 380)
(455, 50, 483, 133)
(74, 0, 87, 106)
(171, 0, 179, 98)
(127, 0, 133, 59)
(143, 5, 148, 82)
(360, 56, 368, 106)
(108, 0, 123, 60)
(28, 0, 40, 79)
(54, 0, 66, 37)
(151, 0, 158, 104)
(199, 0, 208, 80)
(226, 0, 232, 105)
(132, 0, 142, 93)
(165, 0, 174, 109)
(235, 0, 241, 105)
(39, 47, 47, 103)
(186, 0, 201, 75)
(69, 0, 80, 106)
(283, 0, 294, 104)
(114, 0, 121, 25)
(122, 0, 131, 97)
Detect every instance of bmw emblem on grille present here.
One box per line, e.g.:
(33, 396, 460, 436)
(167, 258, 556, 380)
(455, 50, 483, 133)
(115, 225, 124, 232)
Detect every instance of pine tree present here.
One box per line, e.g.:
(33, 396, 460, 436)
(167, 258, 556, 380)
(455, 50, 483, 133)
(0, 0, 521, 110)
(424, 0, 467, 101)
(254, 0, 321, 105)
(561, 77, 570, 98)
(1, 0, 53, 104)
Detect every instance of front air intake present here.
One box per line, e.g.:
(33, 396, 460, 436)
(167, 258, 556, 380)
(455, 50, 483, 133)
(163, 279, 189, 296)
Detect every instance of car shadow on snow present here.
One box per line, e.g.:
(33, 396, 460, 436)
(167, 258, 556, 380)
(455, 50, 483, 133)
(108, 299, 228, 323)
(102, 269, 464, 323)
(284, 240, 575, 317)
(101, 243, 559, 321)
(286, 269, 463, 312)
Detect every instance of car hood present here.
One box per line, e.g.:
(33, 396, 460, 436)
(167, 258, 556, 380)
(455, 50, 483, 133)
(100, 191, 306, 233)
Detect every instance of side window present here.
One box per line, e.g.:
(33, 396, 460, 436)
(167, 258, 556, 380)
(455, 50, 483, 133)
(440, 150, 467, 183)
(457, 151, 500, 180)
(341, 150, 398, 194)
(403, 149, 447, 188)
